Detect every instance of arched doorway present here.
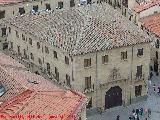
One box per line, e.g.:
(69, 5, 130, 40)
(105, 86, 122, 109)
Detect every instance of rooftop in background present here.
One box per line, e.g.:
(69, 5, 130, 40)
(133, 0, 160, 13)
(4, 3, 152, 56)
(140, 13, 160, 37)
(0, 52, 87, 119)
(0, 0, 25, 5)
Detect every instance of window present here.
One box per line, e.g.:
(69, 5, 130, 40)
(45, 46, 49, 54)
(38, 58, 42, 65)
(121, 51, 127, 60)
(85, 76, 91, 89)
(10, 42, 13, 49)
(17, 45, 20, 55)
(30, 53, 34, 60)
(53, 51, 58, 58)
(156, 51, 158, 59)
(46, 63, 51, 74)
(46, 4, 51, 10)
(137, 48, 143, 56)
(29, 38, 32, 45)
(70, 0, 75, 7)
(9, 27, 11, 34)
(156, 39, 159, 48)
(135, 85, 142, 97)
(84, 58, 91, 67)
(37, 42, 40, 49)
(55, 67, 59, 81)
(66, 74, 70, 86)
(136, 65, 142, 78)
(87, 0, 92, 4)
(102, 55, 108, 64)
(0, 10, 5, 19)
(16, 31, 19, 38)
(58, 2, 63, 9)
(33, 5, 39, 12)
(65, 56, 69, 65)
(1, 28, 6, 37)
(19, 7, 25, 15)
(22, 34, 25, 41)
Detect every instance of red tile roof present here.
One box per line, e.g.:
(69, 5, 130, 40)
(0, 52, 87, 119)
(0, 90, 87, 120)
(140, 13, 160, 37)
(0, 0, 24, 5)
(133, 0, 160, 13)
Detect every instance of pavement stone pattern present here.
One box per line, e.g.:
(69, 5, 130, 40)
(87, 72, 160, 120)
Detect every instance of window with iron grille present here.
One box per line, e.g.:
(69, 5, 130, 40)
(45, 46, 49, 54)
(29, 38, 32, 45)
(38, 58, 42, 65)
(85, 76, 91, 89)
(65, 56, 69, 65)
(135, 85, 142, 97)
(54, 51, 58, 58)
(37, 42, 40, 49)
(16, 30, 19, 38)
(22, 34, 25, 41)
(84, 58, 91, 67)
(66, 74, 70, 86)
(0, 10, 5, 19)
(136, 65, 142, 78)
(58, 2, 63, 9)
(137, 48, 143, 56)
(30, 53, 34, 60)
(102, 55, 108, 64)
(121, 51, 127, 60)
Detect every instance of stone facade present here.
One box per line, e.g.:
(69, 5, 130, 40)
(5, 25, 151, 110)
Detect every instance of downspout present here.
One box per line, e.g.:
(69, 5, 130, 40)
(130, 45, 134, 105)
(95, 53, 99, 110)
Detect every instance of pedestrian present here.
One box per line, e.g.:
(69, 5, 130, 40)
(137, 116, 139, 120)
(158, 86, 160, 93)
(116, 115, 120, 120)
(145, 118, 147, 120)
(153, 84, 156, 92)
(148, 108, 151, 118)
(136, 108, 139, 115)
(139, 108, 143, 116)
(150, 72, 153, 79)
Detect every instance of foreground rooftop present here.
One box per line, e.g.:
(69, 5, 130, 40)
(5, 3, 151, 55)
(0, 52, 87, 119)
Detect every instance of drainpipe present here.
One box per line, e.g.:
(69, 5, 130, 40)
(95, 53, 99, 111)
(130, 45, 134, 105)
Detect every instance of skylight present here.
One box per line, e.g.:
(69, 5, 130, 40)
(0, 84, 6, 97)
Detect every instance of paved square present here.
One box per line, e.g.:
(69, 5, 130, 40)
(87, 72, 160, 120)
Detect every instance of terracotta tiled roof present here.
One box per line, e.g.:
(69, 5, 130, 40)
(0, 89, 87, 120)
(0, 0, 24, 5)
(0, 52, 87, 119)
(5, 3, 152, 55)
(140, 13, 160, 37)
(133, 0, 160, 13)
(0, 52, 59, 102)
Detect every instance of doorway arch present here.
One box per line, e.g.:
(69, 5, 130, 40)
(105, 86, 122, 109)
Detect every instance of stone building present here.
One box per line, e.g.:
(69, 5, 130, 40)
(3, 3, 152, 110)
(139, 13, 160, 76)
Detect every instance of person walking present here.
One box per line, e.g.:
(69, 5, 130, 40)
(116, 115, 120, 120)
(153, 84, 156, 92)
(148, 108, 151, 118)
